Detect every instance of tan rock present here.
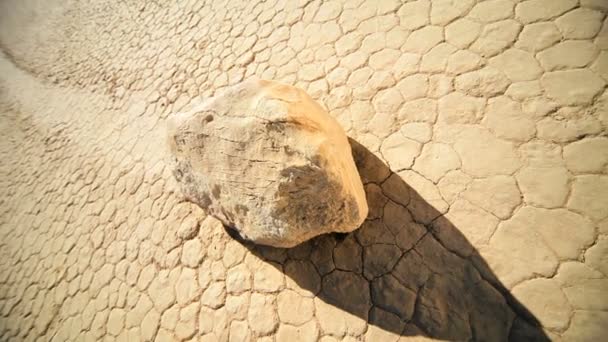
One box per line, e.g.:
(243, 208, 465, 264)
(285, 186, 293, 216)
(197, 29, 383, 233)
(582, 0, 608, 10)
(148, 270, 177, 312)
(247, 293, 278, 335)
(141, 309, 160, 342)
(516, 167, 569, 208)
(225, 294, 249, 320)
(367, 71, 394, 94)
(512, 278, 571, 330)
(438, 170, 472, 204)
(314, 1, 342, 22)
(455, 67, 510, 97)
(483, 213, 559, 287)
(489, 48, 543, 82)
(537, 41, 599, 71)
(396, 74, 428, 101)
(555, 262, 608, 311)
(379, 132, 421, 171)
(428, 74, 453, 98)
(253, 261, 284, 293)
(314, 297, 367, 337)
(413, 143, 461, 182)
(515, 22, 562, 52)
(167, 79, 368, 247)
(556, 261, 604, 286)
(107, 309, 126, 336)
(564, 137, 608, 174)
(599, 218, 608, 235)
(225, 264, 251, 294)
(592, 51, 608, 81)
(402, 26, 444, 54)
(596, 90, 608, 127)
(398, 98, 437, 123)
(338, 5, 375, 33)
(522, 97, 560, 119)
(420, 43, 457, 73)
(446, 50, 483, 75)
(483, 96, 535, 142)
(438, 92, 485, 124)
(463, 175, 521, 219)
(453, 127, 521, 177)
(201, 282, 226, 309)
(536, 116, 602, 143)
(470, 20, 521, 57)
(400, 122, 432, 143)
(160, 306, 178, 331)
(445, 18, 481, 48)
(211, 260, 226, 281)
(175, 268, 199, 305)
(369, 49, 400, 71)
(177, 216, 199, 240)
(361, 32, 386, 54)
(515, 0, 577, 24)
(392, 53, 420, 79)
(213, 307, 230, 340)
(506, 81, 543, 100)
(568, 175, 608, 221)
(562, 310, 608, 342)
(222, 240, 247, 269)
(198, 307, 215, 335)
(469, 0, 514, 22)
(542, 69, 606, 106)
(181, 239, 204, 268)
(526, 207, 595, 259)
(326, 67, 349, 88)
(556, 8, 604, 39)
(377, 0, 401, 15)
(437, 199, 500, 250)
(368, 112, 396, 138)
(126, 295, 153, 329)
(276, 321, 319, 342)
(372, 87, 404, 113)
(430, 0, 475, 25)
(277, 290, 314, 325)
(585, 238, 608, 276)
(397, 0, 430, 30)
(229, 320, 250, 342)
(340, 51, 368, 71)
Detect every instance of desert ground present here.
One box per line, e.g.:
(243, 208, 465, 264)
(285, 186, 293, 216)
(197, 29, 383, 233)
(0, 0, 607, 341)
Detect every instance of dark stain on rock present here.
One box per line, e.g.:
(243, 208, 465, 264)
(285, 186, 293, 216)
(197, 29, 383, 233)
(235, 204, 249, 216)
(212, 184, 221, 199)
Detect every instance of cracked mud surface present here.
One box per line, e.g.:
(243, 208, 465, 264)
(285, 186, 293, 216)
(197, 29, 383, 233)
(0, 0, 607, 341)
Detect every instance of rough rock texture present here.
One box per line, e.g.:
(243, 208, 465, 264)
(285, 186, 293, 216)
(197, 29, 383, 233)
(167, 79, 368, 247)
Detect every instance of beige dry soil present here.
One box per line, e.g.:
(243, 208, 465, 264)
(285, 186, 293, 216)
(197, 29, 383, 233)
(0, 0, 607, 341)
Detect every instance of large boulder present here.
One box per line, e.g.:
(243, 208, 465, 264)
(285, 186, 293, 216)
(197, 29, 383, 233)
(167, 79, 368, 248)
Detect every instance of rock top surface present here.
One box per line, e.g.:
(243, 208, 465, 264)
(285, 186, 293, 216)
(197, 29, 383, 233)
(167, 79, 368, 247)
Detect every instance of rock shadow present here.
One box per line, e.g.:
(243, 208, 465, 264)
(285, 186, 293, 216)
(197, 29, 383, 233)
(226, 138, 550, 341)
